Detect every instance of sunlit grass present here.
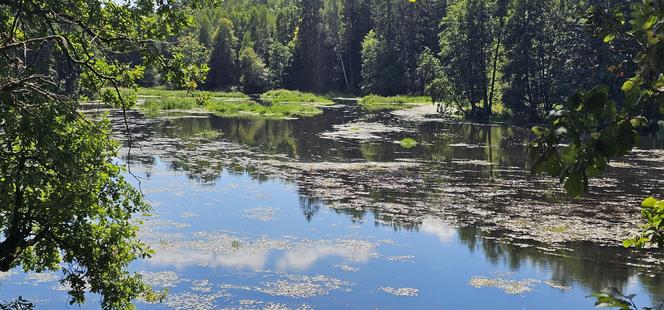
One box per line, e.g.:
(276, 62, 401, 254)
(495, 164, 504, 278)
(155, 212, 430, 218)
(261, 89, 334, 105)
(204, 100, 325, 118)
(141, 97, 202, 116)
(132, 87, 248, 99)
(359, 95, 431, 112)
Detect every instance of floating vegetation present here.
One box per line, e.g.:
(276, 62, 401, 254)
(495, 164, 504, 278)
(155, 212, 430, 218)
(319, 122, 411, 141)
(165, 291, 229, 310)
(386, 256, 415, 263)
(469, 276, 539, 294)
(399, 138, 418, 149)
(220, 273, 352, 299)
(239, 299, 263, 305)
(263, 302, 291, 310)
(333, 265, 360, 272)
(359, 95, 431, 112)
(256, 274, 352, 298)
(243, 207, 278, 222)
(391, 103, 442, 122)
(192, 279, 213, 292)
(140, 271, 184, 288)
(380, 287, 419, 297)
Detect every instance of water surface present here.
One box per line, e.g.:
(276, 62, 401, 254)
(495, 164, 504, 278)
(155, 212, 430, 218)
(2, 105, 664, 309)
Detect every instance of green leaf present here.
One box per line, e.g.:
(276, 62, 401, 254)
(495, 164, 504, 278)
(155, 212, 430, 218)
(642, 197, 658, 208)
(562, 146, 578, 164)
(630, 116, 648, 128)
(532, 126, 545, 137)
(623, 239, 635, 248)
(621, 80, 636, 93)
(642, 15, 657, 30)
(603, 33, 616, 43)
(564, 172, 585, 198)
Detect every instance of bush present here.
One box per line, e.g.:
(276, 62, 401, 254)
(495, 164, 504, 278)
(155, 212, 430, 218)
(239, 47, 272, 94)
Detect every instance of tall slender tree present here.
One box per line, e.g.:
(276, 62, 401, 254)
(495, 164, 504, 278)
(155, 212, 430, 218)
(205, 18, 239, 90)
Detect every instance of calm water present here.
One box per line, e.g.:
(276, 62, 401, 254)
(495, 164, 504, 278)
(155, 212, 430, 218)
(2, 104, 664, 309)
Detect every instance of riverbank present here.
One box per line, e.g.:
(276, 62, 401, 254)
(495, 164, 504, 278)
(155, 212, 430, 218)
(117, 87, 438, 119)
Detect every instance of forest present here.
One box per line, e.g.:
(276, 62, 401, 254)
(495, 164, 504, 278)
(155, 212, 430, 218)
(125, 0, 651, 125)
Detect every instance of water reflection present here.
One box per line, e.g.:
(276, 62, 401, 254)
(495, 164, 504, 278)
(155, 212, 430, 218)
(457, 226, 664, 305)
(95, 108, 664, 307)
(421, 216, 457, 243)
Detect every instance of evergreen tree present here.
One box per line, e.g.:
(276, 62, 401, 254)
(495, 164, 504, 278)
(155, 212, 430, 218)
(199, 18, 213, 48)
(205, 18, 239, 90)
(341, 0, 372, 91)
(288, 0, 336, 92)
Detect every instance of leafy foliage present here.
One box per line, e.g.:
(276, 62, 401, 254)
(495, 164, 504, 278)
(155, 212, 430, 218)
(532, 0, 664, 302)
(0, 297, 34, 310)
(624, 197, 664, 248)
(529, 85, 640, 197)
(590, 288, 664, 310)
(239, 47, 272, 94)
(530, 0, 663, 198)
(0, 0, 208, 308)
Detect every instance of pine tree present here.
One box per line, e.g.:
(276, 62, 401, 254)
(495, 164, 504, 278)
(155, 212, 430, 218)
(205, 18, 239, 90)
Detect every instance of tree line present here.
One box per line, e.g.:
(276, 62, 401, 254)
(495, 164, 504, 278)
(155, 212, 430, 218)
(132, 0, 649, 125)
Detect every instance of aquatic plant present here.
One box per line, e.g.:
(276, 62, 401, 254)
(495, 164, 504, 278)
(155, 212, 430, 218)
(399, 138, 418, 149)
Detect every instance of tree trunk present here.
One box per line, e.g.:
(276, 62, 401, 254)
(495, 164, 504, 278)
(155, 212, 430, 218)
(488, 16, 505, 119)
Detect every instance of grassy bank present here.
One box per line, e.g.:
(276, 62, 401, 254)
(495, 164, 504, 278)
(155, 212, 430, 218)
(260, 89, 334, 105)
(137, 88, 334, 119)
(359, 95, 432, 112)
(205, 100, 327, 118)
(133, 87, 248, 99)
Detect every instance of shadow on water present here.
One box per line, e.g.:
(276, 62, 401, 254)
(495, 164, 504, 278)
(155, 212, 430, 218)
(455, 226, 664, 303)
(96, 107, 664, 306)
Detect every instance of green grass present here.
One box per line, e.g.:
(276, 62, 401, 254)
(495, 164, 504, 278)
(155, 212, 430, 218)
(117, 87, 249, 99)
(138, 92, 329, 119)
(359, 95, 432, 112)
(204, 99, 325, 118)
(260, 89, 334, 105)
(141, 97, 203, 116)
